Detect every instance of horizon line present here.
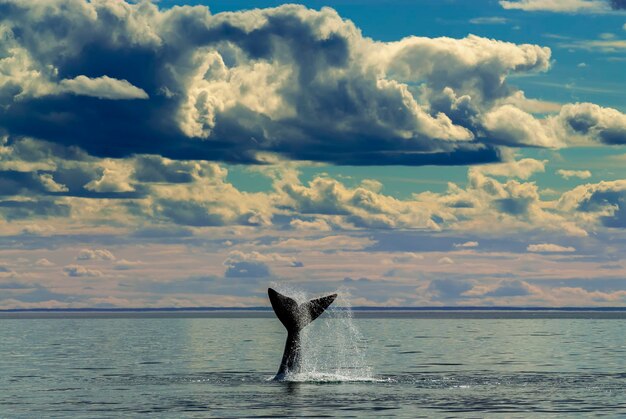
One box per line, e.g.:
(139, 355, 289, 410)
(2, 306, 626, 313)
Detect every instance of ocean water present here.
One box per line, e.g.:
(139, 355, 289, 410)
(1, 311, 625, 417)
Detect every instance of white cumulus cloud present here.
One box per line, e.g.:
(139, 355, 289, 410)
(527, 243, 576, 252)
(499, 0, 608, 13)
(557, 169, 592, 179)
(77, 249, 116, 261)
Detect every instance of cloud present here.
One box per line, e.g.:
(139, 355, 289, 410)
(150, 184, 273, 228)
(1, 2, 626, 315)
(63, 264, 102, 277)
(0, 35, 147, 101)
(224, 250, 300, 267)
(527, 243, 577, 252)
(122, 156, 626, 236)
(77, 248, 116, 261)
(0, 285, 72, 305)
(133, 155, 196, 183)
(0, 199, 70, 221)
(482, 105, 563, 148)
(3, 145, 622, 238)
(58, 76, 148, 100)
(469, 17, 509, 24)
(38, 173, 68, 192)
(84, 159, 135, 193)
(499, 91, 562, 114)
(438, 256, 455, 264)
(20, 224, 55, 236)
(416, 168, 589, 237)
(557, 169, 592, 179)
(289, 218, 332, 231)
(0, 1, 560, 166)
(279, 175, 442, 229)
(0, 0, 622, 173)
(454, 241, 479, 248)
(549, 284, 618, 305)
(559, 180, 626, 228)
(270, 235, 375, 252)
(610, 0, 626, 9)
(131, 226, 194, 238)
(0, 266, 16, 278)
(224, 261, 271, 278)
(427, 279, 473, 300)
(480, 102, 626, 149)
(0, 280, 28, 288)
(482, 279, 535, 297)
(389, 252, 425, 263)
(35, 258, 54, 267)
(499, 0, 609, 12)
(557, 38, 626, 51)
(556, 103, 626, 144)
(473, 158, 546, 180)
(113, 259, 143, 270)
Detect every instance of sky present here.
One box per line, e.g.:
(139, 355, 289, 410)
(0, 0, 625, 309)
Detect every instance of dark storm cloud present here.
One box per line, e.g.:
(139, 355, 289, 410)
(0, 1, 558, 166)
(609, 0, 626, 10)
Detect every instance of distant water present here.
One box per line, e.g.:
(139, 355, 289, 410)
(1, 311, 625, 417)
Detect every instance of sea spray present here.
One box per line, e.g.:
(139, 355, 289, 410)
(270, 284, 373, 381)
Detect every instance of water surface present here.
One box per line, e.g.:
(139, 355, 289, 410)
(1, 312, 625, 417)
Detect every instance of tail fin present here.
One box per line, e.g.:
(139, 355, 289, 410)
(268, 288, 337, 332)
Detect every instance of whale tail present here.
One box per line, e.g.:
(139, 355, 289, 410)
(268, 288, 337, 378)
(268, 288, 337, 333)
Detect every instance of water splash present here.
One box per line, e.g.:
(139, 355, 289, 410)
(271, 285, 375, 382)
(269, 282, 309, 305)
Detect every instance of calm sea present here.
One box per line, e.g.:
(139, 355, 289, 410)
(1, 311, 625, 417)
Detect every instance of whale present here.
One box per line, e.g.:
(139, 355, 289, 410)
(268, 288, 337, 380)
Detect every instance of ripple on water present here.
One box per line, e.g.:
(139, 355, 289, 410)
(1, 316, 625, 416)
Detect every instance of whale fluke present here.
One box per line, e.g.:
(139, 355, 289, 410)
(268, 288, 337, 379)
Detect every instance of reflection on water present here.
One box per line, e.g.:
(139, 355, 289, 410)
(1, 315, 625, 417)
